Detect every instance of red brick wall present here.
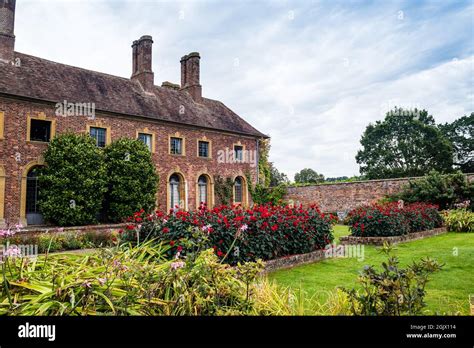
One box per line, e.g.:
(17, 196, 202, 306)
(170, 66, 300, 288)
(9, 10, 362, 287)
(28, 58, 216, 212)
(285, 174, 474, 213)
(0, 96, 259, 225)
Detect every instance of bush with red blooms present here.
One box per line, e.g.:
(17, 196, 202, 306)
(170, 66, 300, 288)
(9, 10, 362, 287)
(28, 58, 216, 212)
(120, 204, 333, 264)
(347, 202, 443, 237)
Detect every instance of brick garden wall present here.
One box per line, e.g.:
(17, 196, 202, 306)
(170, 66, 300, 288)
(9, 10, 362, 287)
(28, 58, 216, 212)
(285, 174, 474, 213)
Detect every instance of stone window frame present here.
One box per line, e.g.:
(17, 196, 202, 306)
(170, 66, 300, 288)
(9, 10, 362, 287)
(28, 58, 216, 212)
(168, 132, 186, 156)
(86, 123, 111, 147)
(19, 158, 45, 226)
(232, 174, 248, 207)
(136, 128, 156, 153)
(0, 165, 5, 227)
(166, 169, 187, 212)
(26, 112, 56, 143)
(0, 111, 4, 140)
(195, 172, 214, 209)
(233, 141, 246, 163)
(196, 136, 212, 159)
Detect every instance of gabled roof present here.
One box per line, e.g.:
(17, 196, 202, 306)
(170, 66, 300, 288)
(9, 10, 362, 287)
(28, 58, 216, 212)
(0, 52, 268, 138)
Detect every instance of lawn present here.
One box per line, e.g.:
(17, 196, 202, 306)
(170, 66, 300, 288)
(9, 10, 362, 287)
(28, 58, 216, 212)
(268, 225, 474, 315)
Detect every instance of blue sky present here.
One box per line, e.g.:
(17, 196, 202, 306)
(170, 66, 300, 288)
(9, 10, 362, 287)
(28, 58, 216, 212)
(15, 0, 474, 179)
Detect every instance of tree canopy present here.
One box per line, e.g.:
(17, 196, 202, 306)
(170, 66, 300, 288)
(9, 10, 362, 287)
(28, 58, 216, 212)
(439, 113, 473, 173)
(294, 168, 325, 184)
(356, 108, 454, 179)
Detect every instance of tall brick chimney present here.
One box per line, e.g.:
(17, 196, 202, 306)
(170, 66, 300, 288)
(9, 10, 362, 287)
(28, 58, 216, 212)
(0, 0, 16, 63)
(131, 35, 154, 92)
(180, 52, 202, 103)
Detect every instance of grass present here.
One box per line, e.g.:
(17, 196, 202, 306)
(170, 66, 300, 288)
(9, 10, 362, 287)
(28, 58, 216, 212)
(268, 225, 474, 315)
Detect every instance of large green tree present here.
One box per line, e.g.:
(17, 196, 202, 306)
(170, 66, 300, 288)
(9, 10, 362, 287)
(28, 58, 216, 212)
(356, 108, 454, 179)
(439, 113, 473, 173)
(294, 168, 325, 184)
(269, 162, 289, 187)
(39, 133, 107, 226)
(104, 138, 159, 222)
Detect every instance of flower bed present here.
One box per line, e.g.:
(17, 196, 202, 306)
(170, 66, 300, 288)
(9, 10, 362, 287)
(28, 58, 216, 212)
(347, 202, 443, 237)
(121, 204, 334, 264)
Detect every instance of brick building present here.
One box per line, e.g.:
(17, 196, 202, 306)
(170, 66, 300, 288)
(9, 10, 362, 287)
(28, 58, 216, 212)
(0, 0, 268, 227)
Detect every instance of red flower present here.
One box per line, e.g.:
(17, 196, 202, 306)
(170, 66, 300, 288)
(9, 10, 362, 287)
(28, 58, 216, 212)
(170, 240, 175, 247)
(177, 245, 183, 252)
(217, 250, 224, 257)
(163, 227, 170, 233)
(271, 224, 278, 231)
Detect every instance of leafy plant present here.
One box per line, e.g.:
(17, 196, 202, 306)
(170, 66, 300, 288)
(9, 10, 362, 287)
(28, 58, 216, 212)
(347, 202, 442, 237)
(103, 138, 159, 222)
(121, 204, 333, 264)
(443, 209, 474, 232)
(341, 243, 443, 315)
(38, 133, 107, 226)
(389, 171, 474, 211)
(213, 176, 234, 206)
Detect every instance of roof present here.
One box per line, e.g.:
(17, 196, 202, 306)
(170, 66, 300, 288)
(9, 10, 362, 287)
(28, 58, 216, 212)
(0, 52, 268, 138)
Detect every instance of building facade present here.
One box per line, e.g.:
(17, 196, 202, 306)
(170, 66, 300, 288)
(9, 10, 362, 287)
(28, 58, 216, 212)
(0, 1, 267, 227)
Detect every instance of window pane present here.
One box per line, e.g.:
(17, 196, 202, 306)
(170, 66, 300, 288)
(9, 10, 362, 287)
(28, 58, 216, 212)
(198, 141, 209, 157)
(234, 145, 243, 162)
(90, 127, 106, 147)
(234, 177, 243, 203)
(26, 168, 40, 213)
(170, 174, 181, 210)
(138, 133, 152, 151)
(30, 119, 51, 142)
(170, 137, 182, 155)
(198, 175, 208, 204)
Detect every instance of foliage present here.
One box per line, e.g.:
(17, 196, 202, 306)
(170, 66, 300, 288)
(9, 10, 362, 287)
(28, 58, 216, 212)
(104, 138, 159, 222)
(269, 163, 290, 187)
(248, 182, 287, 206)
(38, 133, 107, 226)
(3, 237, 321, 315)
(347, 202, 443, 237)
(439, 113, 474, 173)
(294, 168, 325, 184)
(342, 243, 443, 316)
(4, 228, 115, 254)
(443, 209, 474, 233)
(356, 108, 454, 179)
(120, 204, 334, 265)
(213, 176, 234, 206)
(258, 138, 271, 187)
(389, 170, 474, 210)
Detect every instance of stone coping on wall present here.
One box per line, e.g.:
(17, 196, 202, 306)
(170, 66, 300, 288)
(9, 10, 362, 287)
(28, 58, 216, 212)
(263, 249, 327, 273)
(339, 227, 447, 246)
(286, 173, 474, 189)
(17, 223, 126, 236)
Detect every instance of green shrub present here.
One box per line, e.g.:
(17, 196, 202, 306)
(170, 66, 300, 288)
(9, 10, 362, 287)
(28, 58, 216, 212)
(342, 243, 443, 315)
(347, 202, 442, 237)
(121, 204, 333, 264)
(443, 209, 474, 232)
(39, 133, 107, 226)
(248, 183, 287, 205)
(104, 138, 159, 222)
(389, 170, 473, 210)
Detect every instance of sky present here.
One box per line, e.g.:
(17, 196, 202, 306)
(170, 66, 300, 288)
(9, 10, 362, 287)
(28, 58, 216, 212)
(14, 0, 474, 180)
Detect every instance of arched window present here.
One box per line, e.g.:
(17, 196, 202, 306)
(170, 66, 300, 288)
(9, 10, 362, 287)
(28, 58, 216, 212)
(234, 176, 243, 204)
(198, 175, 208, 205)
(169, 174, 181, 211)
(26, 167, 44, 225)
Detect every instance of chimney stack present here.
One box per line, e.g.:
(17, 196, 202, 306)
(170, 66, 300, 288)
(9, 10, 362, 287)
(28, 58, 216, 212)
(131, 35, 154, 92)
(0, 0, 16, 63)
(180, 52, 202, 103)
